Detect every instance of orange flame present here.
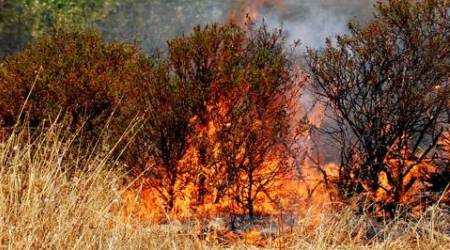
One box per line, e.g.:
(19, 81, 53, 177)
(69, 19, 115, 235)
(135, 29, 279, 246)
(119, 72, 336, 243)
(117, 60, 447, 247)
(228, 0, 285, 25)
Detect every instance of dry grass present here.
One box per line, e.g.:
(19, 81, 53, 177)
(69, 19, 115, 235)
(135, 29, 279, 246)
(0, 123, 448, 249)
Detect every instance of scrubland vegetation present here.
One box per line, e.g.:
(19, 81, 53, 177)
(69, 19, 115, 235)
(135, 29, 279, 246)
(0, 123, 448, 249)
(0, 0, 448, 249)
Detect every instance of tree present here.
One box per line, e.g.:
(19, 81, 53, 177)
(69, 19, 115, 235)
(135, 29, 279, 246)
(122, 56, 209, 213)
(0, 28, 203, 212)
(128, 23, 248, 213)
(307, 0, 449, 215)
(211, 23, 302, 219)
(130, 23, 242, 213)
(168, 22, 304, 218)
(0, 0, 113, 57)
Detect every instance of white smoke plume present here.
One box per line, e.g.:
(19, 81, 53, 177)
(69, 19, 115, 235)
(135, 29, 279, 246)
(255, 0, 375, 48)
(97, 0, 375, 51)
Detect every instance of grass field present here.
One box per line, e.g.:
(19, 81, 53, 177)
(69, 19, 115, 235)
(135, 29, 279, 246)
(0, 123, 448, 249)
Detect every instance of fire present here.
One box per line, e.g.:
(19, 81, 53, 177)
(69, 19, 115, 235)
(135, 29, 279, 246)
(118, 106, 446, 246)
(120, 136, 334, 223)
(244, 228, 266, 246)
(118, 77, 446, 246)
(308, 102, 325, 128)
(228, 0, 285, 25)
(114, 19, 447, 245)
(118, 71, 339, 247)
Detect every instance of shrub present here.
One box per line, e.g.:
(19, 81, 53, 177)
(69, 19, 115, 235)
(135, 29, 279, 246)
(122, 59, 196, 212)
(307, 0, 449, 215)
(0, 29, 153, 147)
(150, 22, 305, 217)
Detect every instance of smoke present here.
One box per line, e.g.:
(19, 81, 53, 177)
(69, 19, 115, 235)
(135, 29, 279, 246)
(254, 0, 375, 48)
(96, 0, 375, 52)
(93, 0, 378, 165)
(96, 1, 230, 52)
(0, 0, 376, 57)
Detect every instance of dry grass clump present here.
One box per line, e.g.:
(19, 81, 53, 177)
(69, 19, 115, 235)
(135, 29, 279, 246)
(0, 123, 211, 249)
(280, 206, 449, 249)
(0, 123, 448, 249)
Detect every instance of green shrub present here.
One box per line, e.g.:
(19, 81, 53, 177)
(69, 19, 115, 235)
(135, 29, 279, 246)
(0, 0, 114, 57)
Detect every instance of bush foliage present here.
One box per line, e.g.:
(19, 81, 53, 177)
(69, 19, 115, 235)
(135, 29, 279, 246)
(0, 29, 153, 145)
(307, 0, 449, 215)
(0, 0, 114, 57)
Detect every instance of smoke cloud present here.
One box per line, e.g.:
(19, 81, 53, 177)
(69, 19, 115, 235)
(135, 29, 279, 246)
(263, 0, 375, 48)
(97, 0, 375, 52)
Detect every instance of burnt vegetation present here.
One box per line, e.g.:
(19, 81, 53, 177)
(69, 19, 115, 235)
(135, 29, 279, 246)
(0, 0, 448, 222)
(307, 0, 449, 216)
(143, 22, 305, 217)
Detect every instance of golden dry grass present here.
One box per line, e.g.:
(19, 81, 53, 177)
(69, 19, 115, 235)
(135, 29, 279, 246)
(0, 123, 448, 249)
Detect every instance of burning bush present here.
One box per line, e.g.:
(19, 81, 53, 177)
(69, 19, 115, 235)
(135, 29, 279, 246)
(307, 0, 449, 216)
(135, 22, 307, 219)
(129, 60, 195, 212)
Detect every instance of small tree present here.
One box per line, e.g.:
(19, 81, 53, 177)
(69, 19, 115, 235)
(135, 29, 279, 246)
(130, 24, 247, 212)
(307, 0, 449, 215)
(126, 60, 195, 212)
(0, 28, 205, 212)
(214, 23, 302, 219)
(131, 24, 242, 212)
(169, 22, 304, 218)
